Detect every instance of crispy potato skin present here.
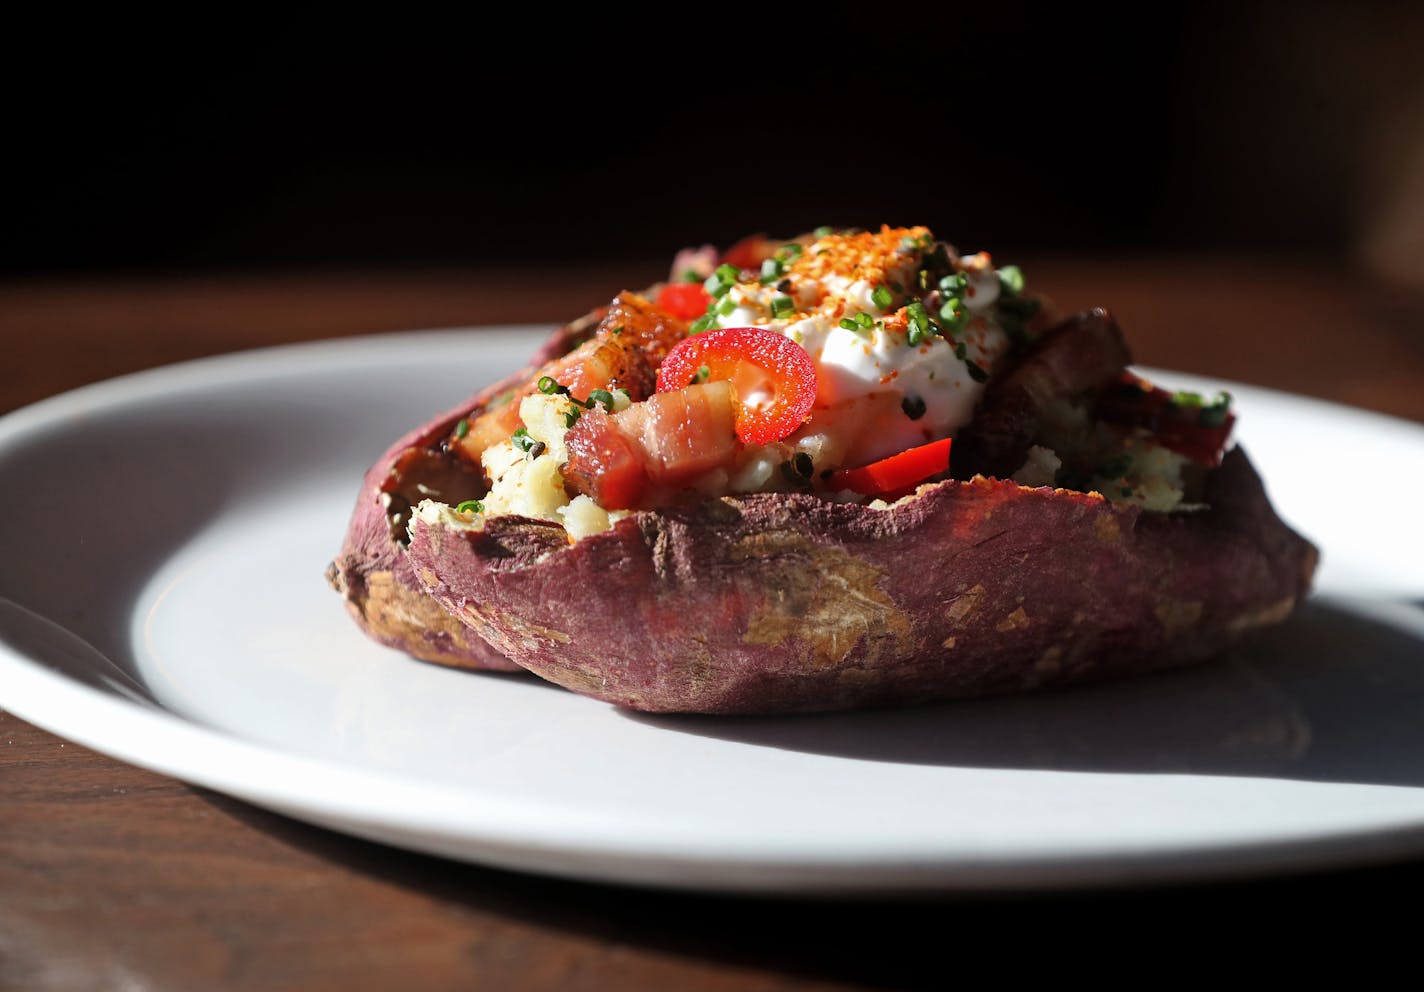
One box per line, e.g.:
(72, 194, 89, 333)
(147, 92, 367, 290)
(406, 446, 1317, 713)
(327, 310, 605, 671)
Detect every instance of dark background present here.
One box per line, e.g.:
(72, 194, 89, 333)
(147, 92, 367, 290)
(6, 3, 1423, 284)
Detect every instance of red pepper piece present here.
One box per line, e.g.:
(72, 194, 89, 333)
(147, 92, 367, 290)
(827, 437, 954, 499)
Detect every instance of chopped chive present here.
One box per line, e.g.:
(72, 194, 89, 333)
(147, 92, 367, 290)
(759, 257, 783, 283)
(778, 243, 804, 260)
(770, 295, 795, 319)
(680, 268, 704, 283)
(813, 225, 834, 238)
(905, 301, 934, 343)
(716, 297, 737, 316)
(586, 388, 615, 412)
(455, 499, 484, 515)
(839, 317, 860, 332)
(563, 407, 581, 429)
(871, 284, 895, 311)
(940, 298, 966, 330)
(694, 364, 710, 384)
(511, 427, 536, 452)
(537, 375, 566, 395)
(454, 418, 470, 439)
(939, 272, 967, 295)
(611, 324, 624, 336)
(704, 262, 742, 299)
(901, 395, 927, 420)
(997, 265, 1025, 295)
(690, 313, 717, 334)
(853, 311, 875, 330)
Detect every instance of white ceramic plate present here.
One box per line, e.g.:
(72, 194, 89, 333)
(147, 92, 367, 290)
(4, 326, 1424, 895)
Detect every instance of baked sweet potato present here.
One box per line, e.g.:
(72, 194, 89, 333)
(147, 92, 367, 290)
(334, 225, 1319, 712)
(325, 308, 604, 670)
(405, 445, 1316, 714)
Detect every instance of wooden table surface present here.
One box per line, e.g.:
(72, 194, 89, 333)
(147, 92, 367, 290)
(3, 255, 1423, 989)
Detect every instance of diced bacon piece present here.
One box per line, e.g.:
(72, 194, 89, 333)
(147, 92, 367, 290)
(563, 408, 649, 511)
(632, 381, 740, 484)
(562, 381, 741, 509)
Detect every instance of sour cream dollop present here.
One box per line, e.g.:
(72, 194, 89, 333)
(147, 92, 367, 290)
(698, 228, 1020, 465)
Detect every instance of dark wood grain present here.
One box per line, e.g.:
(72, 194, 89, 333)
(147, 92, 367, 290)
(3, 259, 1422, 990)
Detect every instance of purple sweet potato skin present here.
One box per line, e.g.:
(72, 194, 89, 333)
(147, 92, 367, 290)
(327, 313, 602, 671)
(406, 446, 1318, 713)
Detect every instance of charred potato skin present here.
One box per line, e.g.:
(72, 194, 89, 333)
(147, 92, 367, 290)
(327, 309, 605, 670)
(406, 446, 1317, 713)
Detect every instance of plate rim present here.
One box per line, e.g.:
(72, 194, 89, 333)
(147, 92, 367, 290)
(4, 327, 1424, 895)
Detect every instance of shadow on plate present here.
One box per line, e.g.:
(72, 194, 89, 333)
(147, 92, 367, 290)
(625, 596, 1424, 788)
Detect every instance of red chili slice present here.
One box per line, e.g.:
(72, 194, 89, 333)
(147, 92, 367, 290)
(655, 282, 712, 321)
(656, 326, 818, 445)
(827, 437, 954, 499)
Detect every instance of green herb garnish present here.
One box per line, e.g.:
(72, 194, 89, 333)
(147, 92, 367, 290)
(997, 265, 1025, 296)
(455, 499, 484, 515)
(511, 427, 542, 456)
(939, 298, 967, 332)
(704, 263, 741, 299)
(905, 301, 935, 345)
(939, 272, 968, 297)
(454, 418, 470, 439)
